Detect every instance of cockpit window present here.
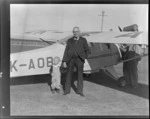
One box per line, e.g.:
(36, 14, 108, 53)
(88, 42, 112, 54)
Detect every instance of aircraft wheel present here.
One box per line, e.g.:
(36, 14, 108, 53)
(84, 74, 91, 78)
(118, 76, 126, 87)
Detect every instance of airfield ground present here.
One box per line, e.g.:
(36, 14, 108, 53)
(10, 56, 149, 116)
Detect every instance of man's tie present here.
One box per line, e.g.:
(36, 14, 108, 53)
(74, 37, 78, 44)
(74, 37, 77, 40)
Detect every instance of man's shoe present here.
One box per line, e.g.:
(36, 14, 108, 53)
(79, 93, 84, 97)
(77, 92, 84, 97)
(133, 85, 138, 89)
(51, 89, 55, 94)
(63, 92, 69, 95)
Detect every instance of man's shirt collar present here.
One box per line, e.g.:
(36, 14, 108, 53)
(74, 36, 80, 41)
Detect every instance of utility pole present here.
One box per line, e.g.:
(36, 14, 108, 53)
(98, 11, 107, 32)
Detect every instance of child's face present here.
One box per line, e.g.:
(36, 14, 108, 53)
(53, 57, 60, 65)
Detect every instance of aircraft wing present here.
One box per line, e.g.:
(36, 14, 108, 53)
(58, 31, 100, 44)
(83, 31, 148, 45)
(11, 33, 41, 41)
(11, 30, 72, 43)
(24, 30, 72, 42)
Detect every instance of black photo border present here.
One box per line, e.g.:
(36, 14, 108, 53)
(0, 0, 149, 119)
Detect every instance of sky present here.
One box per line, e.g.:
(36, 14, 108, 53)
(10, 4, 148, 33)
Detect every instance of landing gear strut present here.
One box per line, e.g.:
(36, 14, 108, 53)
(102, 67, 126, 88)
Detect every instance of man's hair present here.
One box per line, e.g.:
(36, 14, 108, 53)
(73, 26, 80, 31)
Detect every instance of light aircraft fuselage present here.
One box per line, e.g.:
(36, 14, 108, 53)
(10, 40, 121, 77)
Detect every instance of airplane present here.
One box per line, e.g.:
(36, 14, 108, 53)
(10, 24, 148, 87)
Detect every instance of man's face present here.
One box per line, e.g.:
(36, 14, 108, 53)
(139, 45, 146, 55)
(73, 28, 80, 37)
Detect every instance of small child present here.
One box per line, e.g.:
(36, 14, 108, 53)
(49, 57, 61, 94)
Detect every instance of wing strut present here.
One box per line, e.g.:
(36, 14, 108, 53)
(118, 26, 122, 32)
(39, 38, 51, 45)
(118, 54, 148, 64)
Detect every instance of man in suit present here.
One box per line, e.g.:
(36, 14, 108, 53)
(62, 27, 90, 97)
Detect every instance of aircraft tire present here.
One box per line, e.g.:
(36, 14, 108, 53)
(118, 76, 126, 87)
(84, 74, 91, 78)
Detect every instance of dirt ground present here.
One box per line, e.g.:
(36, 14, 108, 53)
(10, 56, 149, 116)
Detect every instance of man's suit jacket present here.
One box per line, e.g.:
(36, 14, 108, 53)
(62, 36, 90, 63)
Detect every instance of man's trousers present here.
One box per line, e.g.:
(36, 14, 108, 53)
(123, 51, 139, 87)
(64, 57, 84, 94)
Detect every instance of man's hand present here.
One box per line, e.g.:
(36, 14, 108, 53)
(120, 47, 127, 52)
(63, 62, 67, 68)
